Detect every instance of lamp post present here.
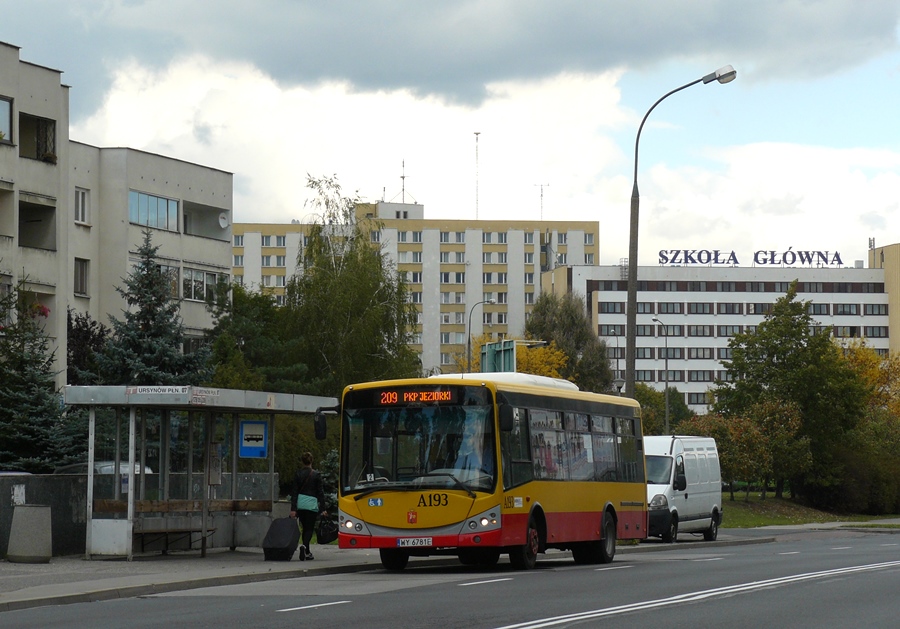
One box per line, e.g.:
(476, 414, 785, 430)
(612, 334, 625, 395)
(624, 65, 736, 398)
(652, 316, 670, 434)
(466, 299, 494, 373)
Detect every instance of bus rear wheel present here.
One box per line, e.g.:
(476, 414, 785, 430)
(599, 513, 616, 564)
(379, 548, 410, 571)
(509, 516, 539, 570)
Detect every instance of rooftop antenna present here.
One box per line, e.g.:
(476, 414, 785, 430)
(388, 161, 417, 204)
(535, 183, 549, 220)
(474, 132, 480, 219)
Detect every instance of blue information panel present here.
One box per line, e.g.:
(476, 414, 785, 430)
(239, 420, 268, 458)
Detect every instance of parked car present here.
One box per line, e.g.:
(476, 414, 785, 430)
(53, 461, 154, 475)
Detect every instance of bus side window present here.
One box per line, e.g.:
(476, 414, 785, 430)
(501, 407, 533, 489)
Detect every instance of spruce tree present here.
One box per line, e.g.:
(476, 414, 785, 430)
(96, 229, 210, 385)
(0, 280, 68, 472)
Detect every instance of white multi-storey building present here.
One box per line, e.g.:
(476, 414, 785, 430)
(234, 201, 601, 374)
(1, 42, 232, 384)
(547, 260, 892, 413)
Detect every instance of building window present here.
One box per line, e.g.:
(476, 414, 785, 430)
(717, 347, 733, 359)
(74, 188, 89, 224)
(440, 272, 450, 283)
(0, 96, 11, 142)
(261, 275, 272, 287)
(398, 231, 408, 243)
(524, 273, 534, 285)
(585, 254, 595, 265)
(371, 231, 381, 243)
(687, 282, 706, 291)
(411, 272, 423, 284)
(128, 191, 179, 232)
(718, 371, 735, 382)
(455, 252, 466, 263)
(599, 302, 624, 314)
(455, 272, 466, 283)
(233, 255, 244, 267)
(748, 303, 773, 315)
(689, 347, 714, 359)
(634, 302, 652, 314)
(557, 233, 567, 245)
(634, 347, 653, 359)
(557, 253, 568, 265)
(440, 231, 450, 243)
(689, 370, 714, 382)
(688, 302, 712, 314)
(275, 255, 285, 266)
(864, 326, 888, 338)
(599, 324, 625, 336)
(635, 370, 654, 382)
(717, 282, 736, 292)
(261, 256, 272, 267)
(497, 312, 508, 324)
(183, 268, 226, 302)
(410, 292, 423, 304)
(276, 235, 286, 246)
(261, 235, 271, 247)
(456, 232, 465, 243)
(483, 252, 493, 264)
(688, 325, 713, 337)
(410, 231, 421, 243)
(440, 292, 452, 304)
(440, 251, 450, 263)
(412, 251, 422, 263)
(497, 232, 507, 244)
(524, 232, 534, 244)
(496, 272, 507, 284)
(584, 233, 594, 245)
(661, 347, 683, 359)
(718, 325, 742, 337)
(74, 258, 89, 295)
(636, 325, 654, 337)
(865, 304, 888, 315)
(441, 353, 454, 365)
(233, 235, 243, 246)
(524, 292, 534, 305)
(834, 304, 859, 315)
(688, 393, 708, 405)
(498, 252, 507, 264)
(801, 282, 823, 293)
(774, 282, 791, 292)
(482, 232, 492, 244)
(658, 302, 683, 314)
(483, 312, 493, 325)
(276, 275, 286, 287)
(19, 112, 56, 161)
(497, 292, 508, 304)
(717, 303, 743, 315)
(660, 370, 684, 382)
(808, 303, 829, 315)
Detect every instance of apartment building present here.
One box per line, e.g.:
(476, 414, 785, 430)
(547, 256, 892, 413)
(1, 42, 232, 384)
(234, 201, 601, 374)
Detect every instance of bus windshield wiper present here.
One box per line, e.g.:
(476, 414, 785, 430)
(417, 472, 477, 498)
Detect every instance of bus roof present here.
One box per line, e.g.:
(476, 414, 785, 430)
(429, 372, 579, 391)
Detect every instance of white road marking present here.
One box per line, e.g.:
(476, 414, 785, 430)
(594, 565, 632, 572)
(459, 578, 514, 587)
(277, 600, 351, 613)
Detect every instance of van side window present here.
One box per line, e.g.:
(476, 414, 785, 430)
(675, 455, 685, 481)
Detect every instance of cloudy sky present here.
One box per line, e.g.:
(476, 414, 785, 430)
(3, 1, 899, 265)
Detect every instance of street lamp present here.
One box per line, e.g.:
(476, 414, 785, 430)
(611, 333, 625, 395)
(625, 65, 736, 398)
(652, 316, 670, 434)
(466, 299, 495, 373)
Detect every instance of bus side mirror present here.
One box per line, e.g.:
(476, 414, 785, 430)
(314, 406, 337, 440)
(499, 405, 514, 432)
(674, 474, 687, 491)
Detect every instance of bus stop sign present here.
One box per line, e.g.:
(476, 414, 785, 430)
(239, 420, 268, 458)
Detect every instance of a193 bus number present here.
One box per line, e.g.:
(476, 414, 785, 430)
(417, 493, 448, 507)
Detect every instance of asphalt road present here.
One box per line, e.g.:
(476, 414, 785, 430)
(7, 528, 900, 628)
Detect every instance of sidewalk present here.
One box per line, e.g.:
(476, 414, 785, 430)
(5, 522, 897, 613)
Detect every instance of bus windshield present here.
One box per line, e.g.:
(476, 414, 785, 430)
(341, 387, 496, 494)
(645, 455, 673, 485)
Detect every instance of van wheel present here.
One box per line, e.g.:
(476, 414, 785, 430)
(509, 516, 539, 570)
(662, 515, 678, 543)
(703, 512, 719, 541)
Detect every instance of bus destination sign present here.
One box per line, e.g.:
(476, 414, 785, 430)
(377, 388, 458, 406)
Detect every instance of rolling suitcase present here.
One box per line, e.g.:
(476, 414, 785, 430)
(262, 516, 301, 561)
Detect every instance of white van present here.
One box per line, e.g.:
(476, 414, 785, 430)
(644, 435, 722, 542)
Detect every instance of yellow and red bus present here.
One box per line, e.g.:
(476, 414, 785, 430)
(321, 372, 647, 571)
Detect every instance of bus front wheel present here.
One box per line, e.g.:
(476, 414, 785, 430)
(380, 548, 410, 571)
(509, 516, 539, 570)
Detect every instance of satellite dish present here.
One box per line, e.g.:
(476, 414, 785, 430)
(218, 213, 229, 228)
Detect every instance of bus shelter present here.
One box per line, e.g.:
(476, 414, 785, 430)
(64, 385, 336, 560)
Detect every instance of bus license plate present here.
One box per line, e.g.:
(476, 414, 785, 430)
(397, 537, 432, 547)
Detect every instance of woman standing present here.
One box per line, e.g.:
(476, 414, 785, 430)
(290, 452, 328, 560)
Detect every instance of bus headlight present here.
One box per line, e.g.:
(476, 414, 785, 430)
(465, 506, 501, 532)
(649, 494, 668, 510)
